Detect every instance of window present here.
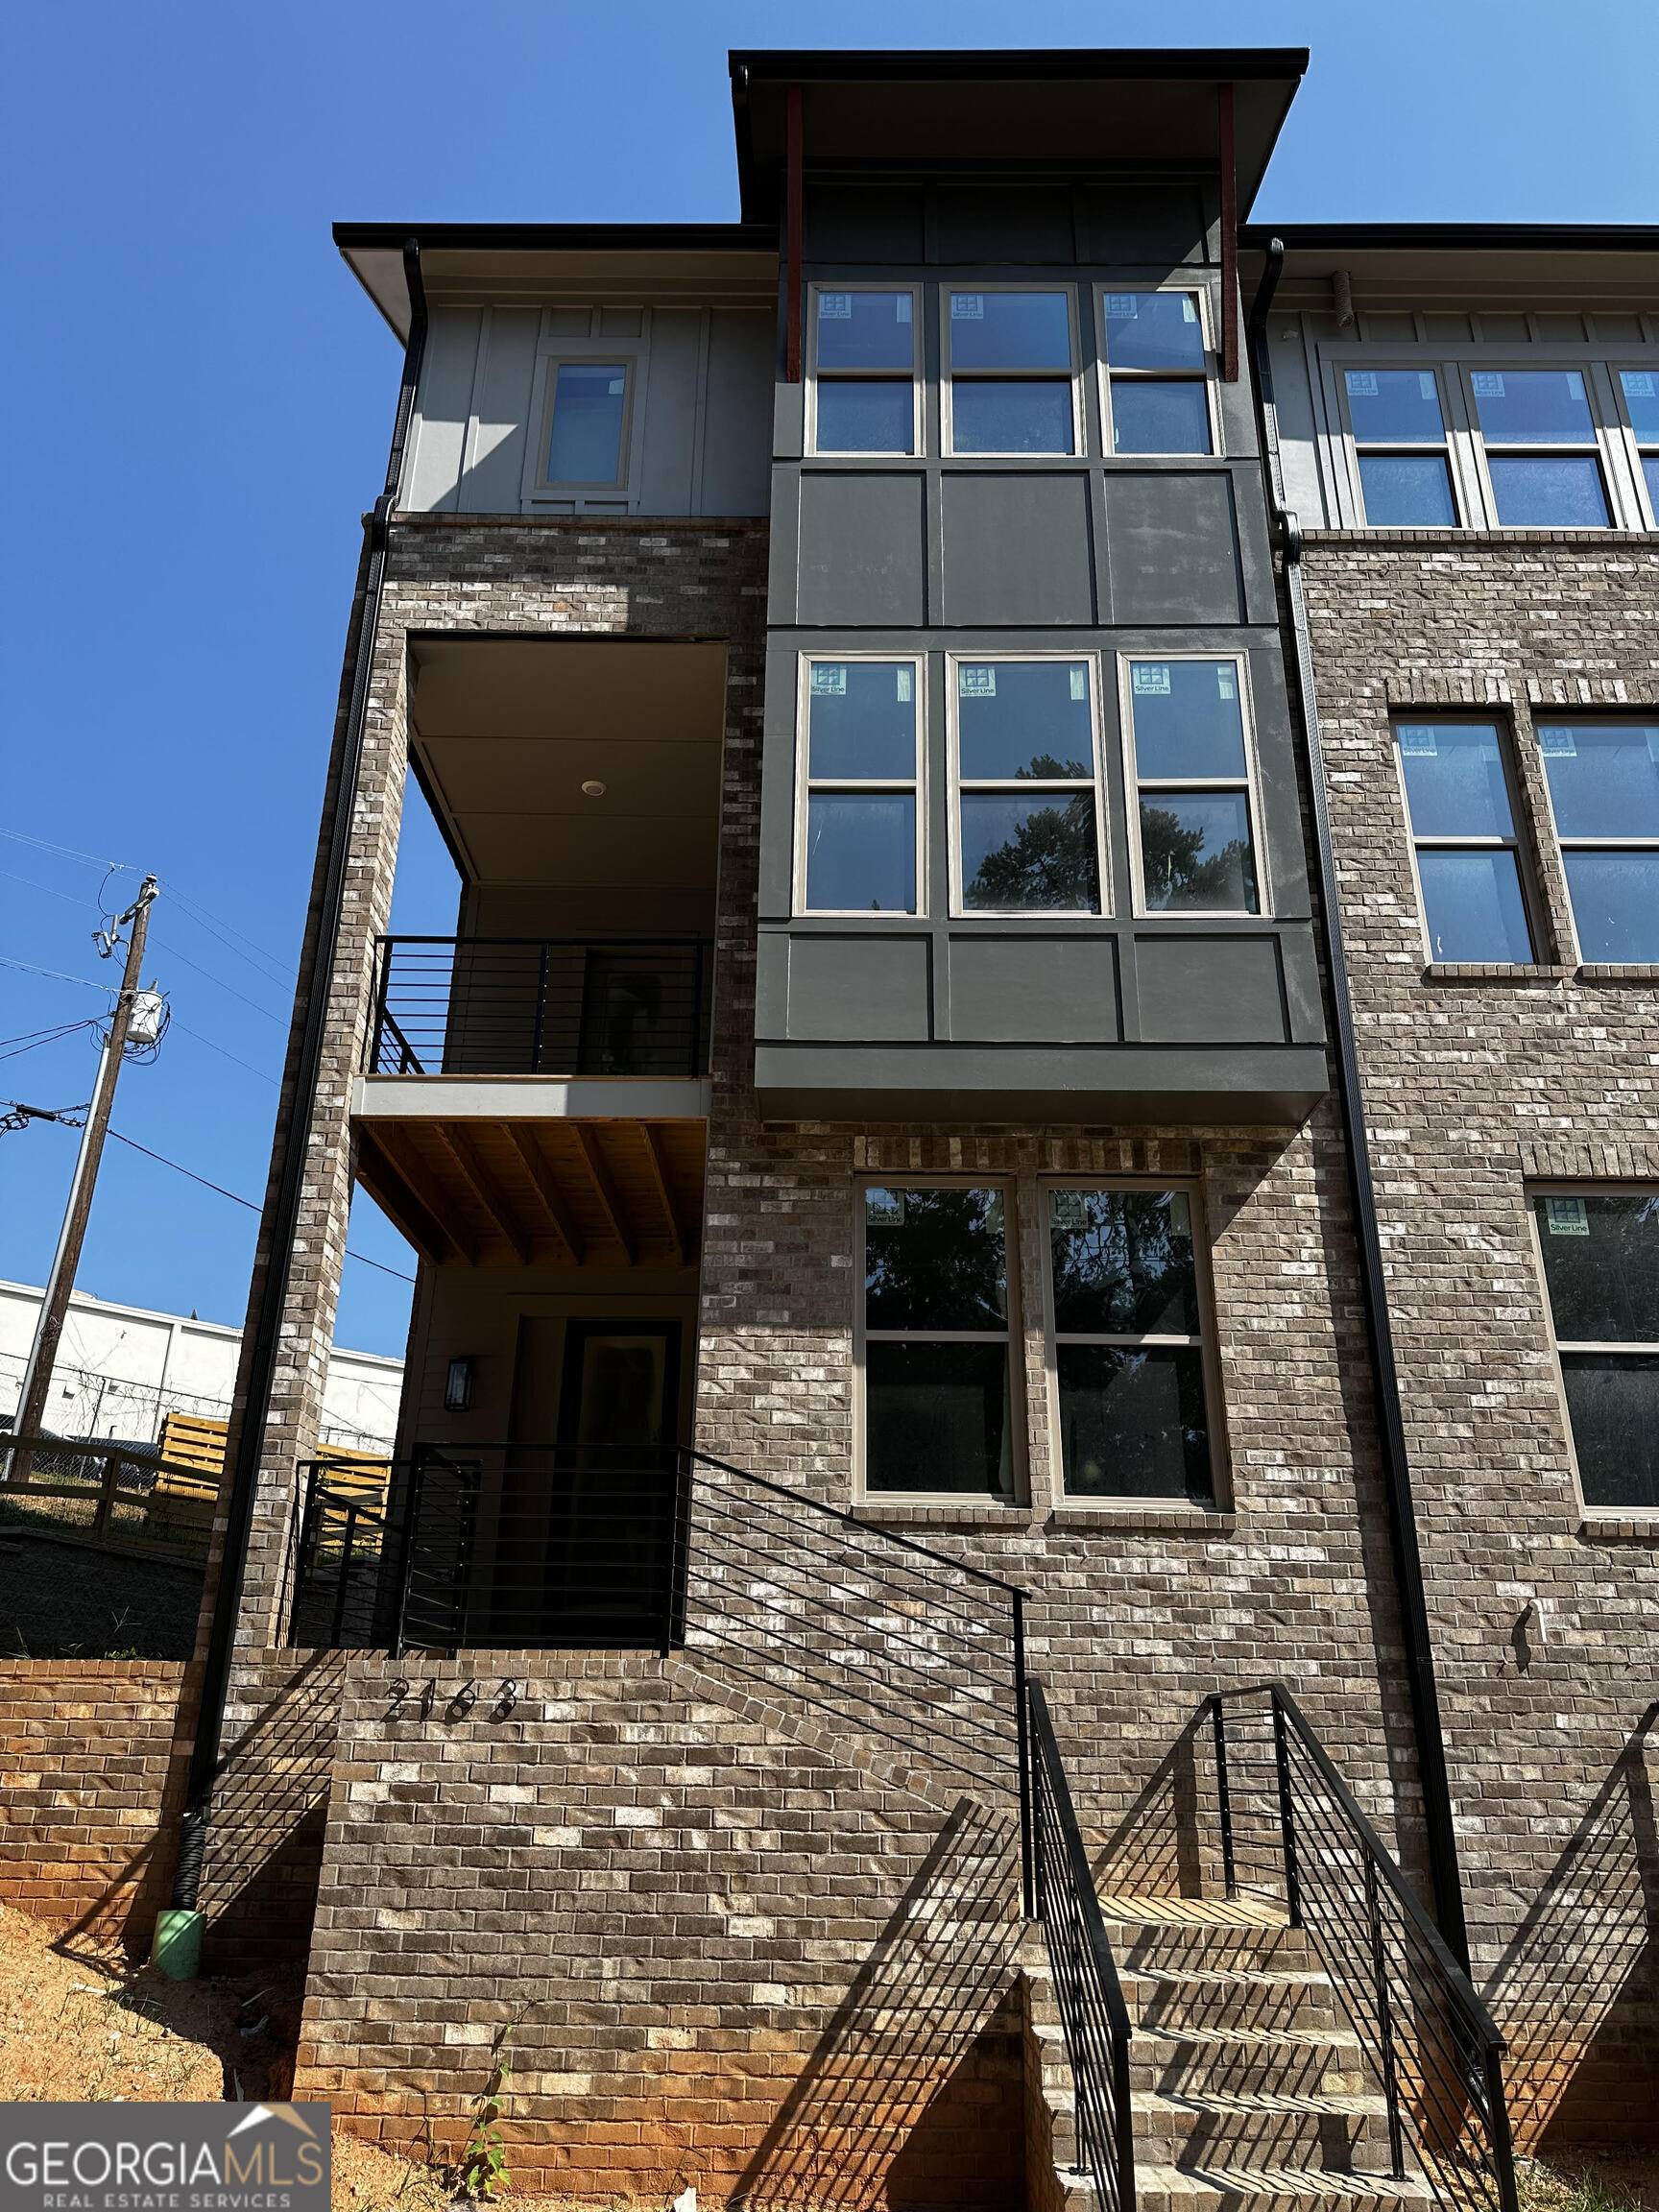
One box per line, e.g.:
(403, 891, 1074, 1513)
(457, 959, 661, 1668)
(1046, 1186, 1217, 1503)
(799, 660, 923, 915)
(1101, 289, 1214, 455)
(946, 290, 1076, 455)
(541, 361, 631, 487)
(1532, 1190, 1659, 1512)
(1344, 369, 1457, 525)
(1617, 370, 1659, 520)
(1122, 658, 1261, 913)
(810, 289, 920, 455)
(1536, 719, 1659, 962)
(1468, 369, 1610, 526)
(950, 659, 1103, 915)
(1395, 721, 1535, 963)
(861, 1186, 1016, 1500)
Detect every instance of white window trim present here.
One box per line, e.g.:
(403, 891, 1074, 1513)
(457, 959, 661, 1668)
(1117, 651, 1269, 920)
(1608, 363, 1659, 531)
(532, 350, 640, 493)
(1390, 717, 1539, 968)
(1334, 360, 1466, 528)
(940, 283, 1083, 459)
(944, 651, 1111, 920)
(1094, 282, 1222, 460)
(805, 284, 925, 459)
(1530, 714, 1659, 967)
(794, 652, 927, 919)
(854, 1176, 1027, 1506)
(1525, 1184, 1659, 1525)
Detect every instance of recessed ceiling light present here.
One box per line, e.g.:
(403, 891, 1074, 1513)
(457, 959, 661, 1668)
(581, 780, 607, 798)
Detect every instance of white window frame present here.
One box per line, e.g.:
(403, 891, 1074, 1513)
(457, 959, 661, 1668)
(794, 652, 927, 919)
(940, 283, 1083, 459)
(1334, 361, 1465, 528)
(1390, 716, 1539, 967)
(854, 1176, 1026, 1506)
(805, 284, 925, 459)
(945, 651, 1110, 920)
(1531, 714, 1659, 966)
(1094, 283, 1222, 459)
(1610, 364, 1659, 530)
(534, 352, 639, 493)
(1117, 650, 1269, 919)
(1526, 1184, 1659, 1525)
(1039, 1175, 1229, 1510)
(1458, 362, 1616, 529)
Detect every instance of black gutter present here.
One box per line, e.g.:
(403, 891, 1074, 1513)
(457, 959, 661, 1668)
(1245, 237, 1472, 1972)
(1242, 220, 1659, 252)
(333, 221, 776, 252)
(729, 45, 1310, 80)
(171, 238, 430, 1914)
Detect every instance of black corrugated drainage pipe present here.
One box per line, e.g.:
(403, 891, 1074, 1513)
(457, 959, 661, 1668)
(1245, 239, 1472, 1972)
(155, 240, 428, 1976)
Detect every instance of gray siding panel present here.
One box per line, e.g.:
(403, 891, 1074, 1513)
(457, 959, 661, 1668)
(1104, 471, 1242, 624)
(805, 185, 926, 262)
(638, 308, 701, 517)
(786, 934, 931, 1040)
(934, 186, 1075, 264)
(797, 473, 926, 626)
(1083, 185, 1208, 265)
(700, 310, 774, 516)
(1137, 935, 1288, 1044)
(947, 936, 1119, 1042)
(939, 474, 1094, 626)
(459, 308, 540, 513)
(407, 304, 480, 513)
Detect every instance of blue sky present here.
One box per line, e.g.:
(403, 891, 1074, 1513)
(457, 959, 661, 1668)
(2, 0, 1654, 1364)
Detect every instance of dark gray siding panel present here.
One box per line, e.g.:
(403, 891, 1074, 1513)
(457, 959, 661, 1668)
(934, 187, 1075, 264)
(939, 474, 1094, 626)
(1137, 935, 1288, 1045)
(459, 308, 540, 513)
(787, 934, 931, 1040)
(805, 185, 926, 262)
(798, 473, 926, 626)
(638, 308, 701, 516)
(700, 310, 774, 516)
(947, 936, 1119, 1043)
(1103, 472, 1242, 625)
(1082, 185, 1208, 265)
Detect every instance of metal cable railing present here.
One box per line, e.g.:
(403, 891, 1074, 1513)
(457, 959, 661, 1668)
(367, 936, 713, 1078)
(1027, 1680, 1135, 2212)
(1200, 1686, 1519, 2212)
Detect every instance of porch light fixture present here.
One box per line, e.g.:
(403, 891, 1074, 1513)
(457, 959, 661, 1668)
(581, 779, 607, 797)
(444, 1356, 474, 1412)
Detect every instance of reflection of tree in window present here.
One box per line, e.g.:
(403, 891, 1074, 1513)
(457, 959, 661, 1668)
(865, 1188, 1005, 1331)
(1050, 1190, 1197, 1335)
(1141, 805, 1256, 911)
(965, 759, 1096, 910)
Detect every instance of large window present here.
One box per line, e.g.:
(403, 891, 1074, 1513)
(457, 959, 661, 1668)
(1046, 1186, 1217, 1504)
(1532, 1190, 1659, 1513)
(1536, 719, 1659, 962)
(861, 1186, 1017, 1500)
(1395, 721, 1535, 963)
(950, 659, 1103, 914)
(1469, 369, 1610, 527)
(541, 361, 632, 487)
(1618, 369, 1659, 520)
(1100, 289, 1214, 456)
(1122, 658, 1262, 913)
(809, 289, 920, 455)
(1343, 369, 1457, 526)
(945, 290, 1076, 455)
(799, 659, 923, 915)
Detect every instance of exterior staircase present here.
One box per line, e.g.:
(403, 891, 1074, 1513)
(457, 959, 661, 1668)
(1026, 1896, 1429, 2212)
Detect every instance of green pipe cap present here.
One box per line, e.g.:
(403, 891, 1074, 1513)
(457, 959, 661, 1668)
(151, 1908, 204, 1982)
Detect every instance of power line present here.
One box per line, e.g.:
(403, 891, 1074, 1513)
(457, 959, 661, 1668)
(168, 1019, 279, 1086)
(0, 827, 133, 873)
(0, 1019, 102, 1063)
(148, 932, 287, 1024)
(0, 954, 116, 994)
(160, 884, 298, 987)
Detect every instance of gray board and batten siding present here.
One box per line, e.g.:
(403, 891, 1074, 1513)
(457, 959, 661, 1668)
(756, 176, 1329, 1123)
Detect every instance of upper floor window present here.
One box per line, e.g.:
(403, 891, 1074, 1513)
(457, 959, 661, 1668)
(541, 361, 632, 487)
(950, 659, 1103, 915)
(1344, 369, 1457, 526)
(798, 659, 924, 916)
(1531, 1190, 1659, 1513)
(1618, 370, 1659, 520)
(809, 289, 920, 455)
(1101, 289, 1215, 455)
(1121, 658, 1262, 914)
(1470, 369, 1610, 527)
(945, 290, 1076, 455)
(1395, 720, 1535, 964)
(1536, 719, 1659, 963)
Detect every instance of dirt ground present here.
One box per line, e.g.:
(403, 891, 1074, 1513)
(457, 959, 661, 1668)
(0, 1522, 204, 1658)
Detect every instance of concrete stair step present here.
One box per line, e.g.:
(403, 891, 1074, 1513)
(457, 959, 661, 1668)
(1124, 1966, 1339, 2035)
(1133, 2026, 1366, 2098)
(1132, 2087, 1393, 2167)
(1133, 2161, 1430, 2212)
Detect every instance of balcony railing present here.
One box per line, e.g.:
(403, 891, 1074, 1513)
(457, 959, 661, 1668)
(367, 936, 713, 1079)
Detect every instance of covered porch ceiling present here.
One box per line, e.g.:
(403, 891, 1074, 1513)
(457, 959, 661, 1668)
(407, 636, 729, 889)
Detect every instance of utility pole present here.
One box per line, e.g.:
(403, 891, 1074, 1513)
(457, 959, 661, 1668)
(7, 876, 159, 1484)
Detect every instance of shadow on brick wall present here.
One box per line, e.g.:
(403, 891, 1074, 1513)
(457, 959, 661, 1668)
(728, 1794, 1024, 2212)
(197, 1651, 348, 1976)
(1483, 1703, 1659, 2148)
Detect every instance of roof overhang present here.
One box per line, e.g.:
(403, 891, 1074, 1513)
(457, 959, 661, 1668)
(729, 47, 1309, 223)
(1240, 224, 1659, 313)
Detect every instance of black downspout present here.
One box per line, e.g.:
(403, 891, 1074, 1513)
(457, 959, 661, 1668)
(1245, 240, 1472, 1971)
(172, 239, 428, 1912)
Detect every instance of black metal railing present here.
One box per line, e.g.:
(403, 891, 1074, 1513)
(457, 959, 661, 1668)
(367, 936, 713, 1078)
(1199, 1686, 1518, 2212)
(290, 1462, 391, 1647)
(1027, 1680, 1135, 2212)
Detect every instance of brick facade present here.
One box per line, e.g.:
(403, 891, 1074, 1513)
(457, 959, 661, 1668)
(1296, 529, 1659, 2144)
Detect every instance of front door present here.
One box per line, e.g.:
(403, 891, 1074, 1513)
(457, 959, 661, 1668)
(557, 1319, 682, 1449)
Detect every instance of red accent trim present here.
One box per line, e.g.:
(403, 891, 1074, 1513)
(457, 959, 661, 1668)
(1218, 83, 1238, 381)
(785, 84, 804, 383)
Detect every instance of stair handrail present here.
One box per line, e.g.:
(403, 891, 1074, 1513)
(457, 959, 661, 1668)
(1027, 1679, 1135, 2212)
(1202, 1683, 1519, 2212)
